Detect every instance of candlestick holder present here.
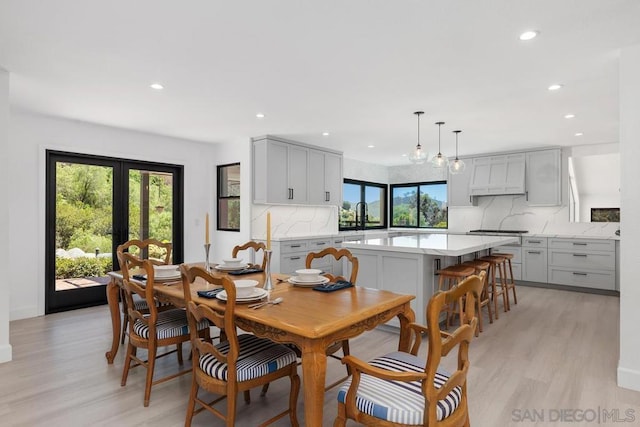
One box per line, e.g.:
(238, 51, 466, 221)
(204, 243, 211, 272)
(263, 249, 274, 291)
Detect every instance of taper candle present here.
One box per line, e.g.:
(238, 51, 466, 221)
(266, 212, 271, 250)
(205, 213, 210, 244)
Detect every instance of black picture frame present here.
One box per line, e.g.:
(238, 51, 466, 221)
(590, 208, 620, 222)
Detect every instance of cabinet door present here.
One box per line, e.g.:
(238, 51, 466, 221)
(288, 145, 308, 203)
(469, 154, 525, 195)
(265, 141, 290, 203)
(523, 248, 548, 282)
(308, 149, 326, 204)
(448, 162, 476, 207)
(324, 152, 342, 206)
(526, 149, 561, 206)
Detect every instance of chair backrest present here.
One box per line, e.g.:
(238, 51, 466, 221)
(305, 247, 359, 284)
(422, 272, 484, 424)
(117, 251, 159, 334)
(117, 238, 172, 268)
(180, 264, 240, 380)
(232, 241, 267, 269)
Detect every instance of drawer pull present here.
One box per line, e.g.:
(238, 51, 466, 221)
(572, 272, 588, 276)
(290, 256, 301, 260)
(316, 242, 326, 246)
(528, 240, 542, 244)
(572, 254, 588, 257)
(290, 244, 301, 248)
(572, 242, 587, 246)
(527, 251, 541, 254)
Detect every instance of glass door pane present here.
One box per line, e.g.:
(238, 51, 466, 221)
(128, 170, 174, 258)
(340, 182, 361, 229)
(364, 185, 385, 228)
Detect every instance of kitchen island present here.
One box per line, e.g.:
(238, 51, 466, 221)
(342, 233, 519, 326)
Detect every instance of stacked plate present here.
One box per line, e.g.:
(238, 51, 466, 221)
(215, 288, 268, 302)
(215, 262, 250, 271)
(153, 265, 181, 281)
(288, 269, 330, 287)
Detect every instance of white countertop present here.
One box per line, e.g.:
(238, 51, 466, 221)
(341, 233, 519, 256)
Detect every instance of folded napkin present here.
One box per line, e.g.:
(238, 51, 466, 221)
(132, 274, 146, 281)
(313, 280, 353, 292)
(227, 268, 264, 276)
(197, 288, 224, 299)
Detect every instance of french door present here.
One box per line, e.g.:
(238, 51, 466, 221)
(45, 151, 184, 313)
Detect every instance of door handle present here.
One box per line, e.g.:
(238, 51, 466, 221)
(572, 254, 588, 257)
(572, 272, 588, 276)
(527, 251, 541, 254)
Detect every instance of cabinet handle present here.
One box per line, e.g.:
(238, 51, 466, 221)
(290, 244, 301, 248)
(316, 242, 326, 246)
(528, 240, 542, 244)
(572, 254, 588, 257)
(572, 242, 587, 246)
(527, 251, 541, 254)
(525, 190, 528, 201)
(325, 191, 330, 202)
(290, 256, 301, 260)
(572, 272, 588, 276)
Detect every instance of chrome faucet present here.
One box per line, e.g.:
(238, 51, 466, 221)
(354, 202, 368, 230)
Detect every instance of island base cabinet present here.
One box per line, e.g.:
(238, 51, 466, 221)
(522, 248, 548, 283)
(548, 268, 615, 290)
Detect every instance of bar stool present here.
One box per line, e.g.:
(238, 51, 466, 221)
(462, 259, 493, 335)
(499, 252, 518, 307)
(477, 255, 509, 316)
(436, 264, 475, 328)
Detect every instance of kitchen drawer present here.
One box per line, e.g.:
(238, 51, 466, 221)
(523, 237, 547, 248)
(548, 238, 615, 252)
(548, 267, 615, 290)
(280, 253, 308, 274)
(280, 240, 308, 254)
(490, 245, 522, 264)
(307, 238, 332, 251)
(548, 250, 615, 271)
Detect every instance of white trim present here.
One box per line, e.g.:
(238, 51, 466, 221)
(10, 306, 39, 322)
(617, 365, 640, 392)
(0, 344, 12, 363)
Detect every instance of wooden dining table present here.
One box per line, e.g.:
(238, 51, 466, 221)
(104, 266, 415, 427)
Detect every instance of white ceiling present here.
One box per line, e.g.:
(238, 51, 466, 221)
(1, 0, 639, 166)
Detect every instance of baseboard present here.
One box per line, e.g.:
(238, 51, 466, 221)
(10, 305, 40, 321)
(617, 365, 640, 391)
(517, 280, 620, 296)
(0, 343, 12, 363)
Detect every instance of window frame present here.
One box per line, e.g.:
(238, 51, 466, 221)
(217, 162, 241, 232)
(339, 178, 388, 231)
(390, 180, 448, 229)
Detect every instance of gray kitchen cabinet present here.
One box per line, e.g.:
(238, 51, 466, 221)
(253, 135, 342, 206)
(264, 236, 344, 276)
(447, 158, 477, 207)
(525, 149, 561, 206)
(547, 238, 616, 290)
(469, 153, 526, 196)
(490, 244, 522, 280)
(308, 149, 343, 207)
(522, 237, 548, 282)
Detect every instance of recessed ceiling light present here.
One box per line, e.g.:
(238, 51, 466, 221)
(402, 154, 408, 157)
(322, 132, 330, 136)
(548, 84, 563, 91)
(565, 114, 575, 119)
(575, 132, 583, 136)
(367, 145, 375, 148)
(150, 83, 164, 90)
(256, 113, 265, 118)
(519, 30, 539, 41)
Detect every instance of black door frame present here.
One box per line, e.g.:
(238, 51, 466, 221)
(45, 150, 184, 313)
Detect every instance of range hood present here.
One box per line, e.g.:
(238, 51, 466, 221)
(468, 153, 526, 196)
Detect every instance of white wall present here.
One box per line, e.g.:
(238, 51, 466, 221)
(344, 158, 389, 183)
(8, 111, 219, 320)
(618, 44, 640, 391)
(0, 68, 12, 362)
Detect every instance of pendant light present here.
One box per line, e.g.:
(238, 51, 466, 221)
(408, 111, 428, 164)
(430, 121, 449, 168)
(449, 130, 466, 174)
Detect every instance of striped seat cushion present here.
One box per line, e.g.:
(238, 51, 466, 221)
(199, 334, 298, 382)
(133, 308, 208, 340)
(337, 351, 462, 424)
(130, 294, 173, 311)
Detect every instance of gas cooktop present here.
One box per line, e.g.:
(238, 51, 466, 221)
(468, 229, 529, 234)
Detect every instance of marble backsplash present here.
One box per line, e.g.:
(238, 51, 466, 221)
(251, 204, 338, 240)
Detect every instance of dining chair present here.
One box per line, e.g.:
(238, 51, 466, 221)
(232, 240, 267, 269)
(305, 247, 359, 390)
(116, 239, 174, 344)
(334, 273, 484, 427)
(118, 252, 210, 407)
(180, 264, 300, 427)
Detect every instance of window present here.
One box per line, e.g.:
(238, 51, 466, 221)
(217, 163, 240, 231)
(339, 179, 387, 230)
(390, 181, 448, 228)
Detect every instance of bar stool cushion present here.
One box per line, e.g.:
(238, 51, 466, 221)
(200, 334, 298, 382)
(337, 351, 462, 424)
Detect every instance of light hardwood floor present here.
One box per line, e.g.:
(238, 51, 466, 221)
(2, 286, 639, 426)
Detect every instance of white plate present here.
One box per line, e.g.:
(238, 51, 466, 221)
(215, 263, 251, 271)
(288, 276, 330, 287)
(216, 287, 268, 302)
(153, 273, 181, 281)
